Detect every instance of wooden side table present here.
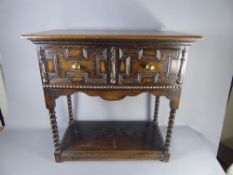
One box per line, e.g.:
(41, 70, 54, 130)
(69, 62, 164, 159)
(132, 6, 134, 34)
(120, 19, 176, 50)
(21, 30, 202, 162)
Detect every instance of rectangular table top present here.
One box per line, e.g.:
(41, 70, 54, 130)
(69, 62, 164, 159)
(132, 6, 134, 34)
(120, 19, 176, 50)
(21, 29, 203, 41)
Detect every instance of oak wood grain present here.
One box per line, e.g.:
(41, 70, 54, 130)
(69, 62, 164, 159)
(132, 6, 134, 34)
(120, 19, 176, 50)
(61, 121, 164, 161)
(21, 29, 203, 41)
(22, 30, 202, 162)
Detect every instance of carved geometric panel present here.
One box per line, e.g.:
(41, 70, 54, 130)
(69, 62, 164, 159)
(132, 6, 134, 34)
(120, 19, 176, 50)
(38, 46, 184, 86)
(118, 48, 181, 85)
(43, 46, 108, 84)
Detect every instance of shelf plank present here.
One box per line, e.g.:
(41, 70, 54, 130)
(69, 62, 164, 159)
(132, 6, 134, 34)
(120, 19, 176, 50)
(61, 121, 165, 160)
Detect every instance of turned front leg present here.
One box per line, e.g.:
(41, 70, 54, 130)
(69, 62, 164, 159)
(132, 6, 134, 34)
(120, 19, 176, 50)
(44, 93, 62, 162)
(163, 96, 180, 162)
(153, 96, 160, 124)
(67, 95, 74, 124)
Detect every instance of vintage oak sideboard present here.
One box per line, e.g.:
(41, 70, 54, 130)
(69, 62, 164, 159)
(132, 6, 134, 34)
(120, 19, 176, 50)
(21, 30, 202, 162)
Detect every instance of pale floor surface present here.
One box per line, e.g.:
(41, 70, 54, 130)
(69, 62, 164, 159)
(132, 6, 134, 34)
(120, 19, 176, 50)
(0, 126, 225, 175)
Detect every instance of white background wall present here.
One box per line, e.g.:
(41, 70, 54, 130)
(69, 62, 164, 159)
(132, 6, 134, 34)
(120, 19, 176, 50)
(0, 0, 233, 154)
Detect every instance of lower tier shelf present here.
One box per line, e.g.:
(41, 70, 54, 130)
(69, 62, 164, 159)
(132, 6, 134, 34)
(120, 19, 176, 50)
(59, 121, 167, 161)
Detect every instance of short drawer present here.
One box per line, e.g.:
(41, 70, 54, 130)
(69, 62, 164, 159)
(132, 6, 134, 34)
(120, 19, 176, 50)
(117, 47, 182, 85)
(40, 46, 108, 84)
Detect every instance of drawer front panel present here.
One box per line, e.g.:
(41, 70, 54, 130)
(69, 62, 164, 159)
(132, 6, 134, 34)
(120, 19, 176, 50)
(117, 47, 182, 85)
(38, 45, 184, 86)
(40, 46, 108, 84)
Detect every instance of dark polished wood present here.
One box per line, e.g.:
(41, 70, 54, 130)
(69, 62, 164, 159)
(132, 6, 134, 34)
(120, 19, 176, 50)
(67, 95, 74, 124)
(153, 96, 160, 124)
(22, 30, 202, 162)
(21, 30, 203, 41)
(61, 121, 164, 160)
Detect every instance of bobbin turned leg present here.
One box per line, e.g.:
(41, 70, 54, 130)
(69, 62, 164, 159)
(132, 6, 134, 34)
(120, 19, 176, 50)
(67, 95, 74, 125)
(44, 93, 62, 162)
(163, 96, 180, 162)
(153, 96, 160, 124)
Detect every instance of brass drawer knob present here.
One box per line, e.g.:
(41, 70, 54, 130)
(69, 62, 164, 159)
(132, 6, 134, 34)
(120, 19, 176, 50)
(72, 62, 81, 71)
(146, 64, 155, 71)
